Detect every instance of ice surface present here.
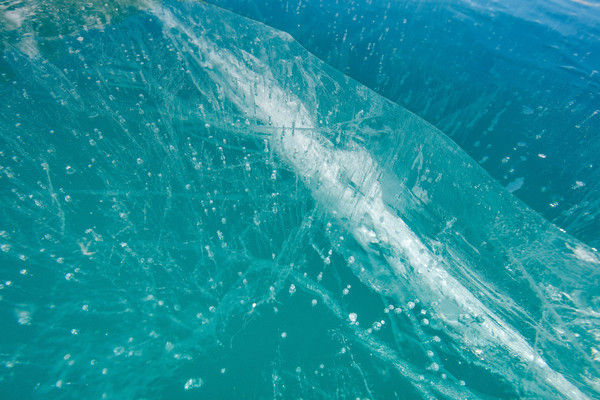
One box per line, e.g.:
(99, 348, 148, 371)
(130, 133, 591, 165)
(1, 1, 599, 399)
(206, 0, 600, 249)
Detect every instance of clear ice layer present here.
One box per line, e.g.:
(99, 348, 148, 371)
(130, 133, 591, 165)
(0, 1, 599, 399)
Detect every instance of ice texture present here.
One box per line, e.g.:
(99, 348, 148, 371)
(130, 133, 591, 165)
(0, 1, 599, 399)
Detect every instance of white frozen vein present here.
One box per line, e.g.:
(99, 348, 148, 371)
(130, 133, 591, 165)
(153, 6, 588, 399)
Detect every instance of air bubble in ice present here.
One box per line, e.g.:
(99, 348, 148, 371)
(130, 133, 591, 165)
(183, 378, 203, 390)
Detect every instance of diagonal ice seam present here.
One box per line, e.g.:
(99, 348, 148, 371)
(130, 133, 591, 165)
(153, 5, 590, 400)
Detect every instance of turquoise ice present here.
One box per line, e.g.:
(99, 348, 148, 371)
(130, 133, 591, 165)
(1, 1, 599, 399)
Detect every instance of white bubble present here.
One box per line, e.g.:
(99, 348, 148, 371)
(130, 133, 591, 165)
(16, 310, 31, 325)
(113, 347, 125, 356)
(349, 313, 358, 323)
(184, 378, 203, 390)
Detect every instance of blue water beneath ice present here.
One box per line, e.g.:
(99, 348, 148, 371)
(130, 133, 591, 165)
(0, 1, 599, 399)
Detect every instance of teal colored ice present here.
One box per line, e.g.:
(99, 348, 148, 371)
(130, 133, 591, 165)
(0, 1, 599, 399)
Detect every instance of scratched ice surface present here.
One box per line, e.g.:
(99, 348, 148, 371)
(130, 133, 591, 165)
(207, 0, 600, 250)
(1, 1, 599, 399)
